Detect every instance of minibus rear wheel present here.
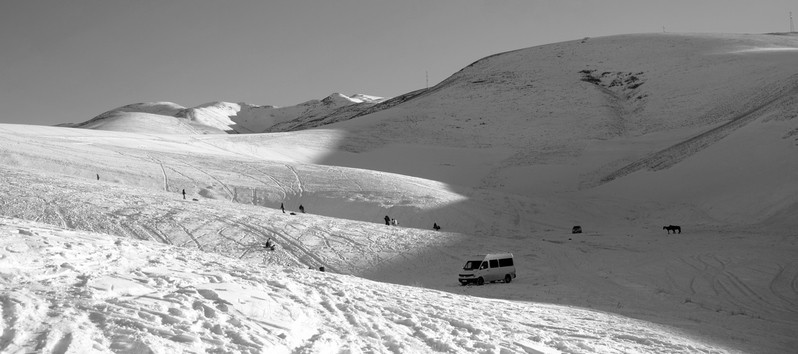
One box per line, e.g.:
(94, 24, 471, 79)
(504, 274, 512, 283)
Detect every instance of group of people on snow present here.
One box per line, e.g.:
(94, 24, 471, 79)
(384, 215, 442, 231)
(384, 215, 398, 226)
(280, 202, 305, 215)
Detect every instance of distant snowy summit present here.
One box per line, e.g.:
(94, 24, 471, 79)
(70, 93, 387, 134)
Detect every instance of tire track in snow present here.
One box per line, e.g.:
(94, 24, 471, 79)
(202, 216, 305, 267)
(140, 224, 172, 245)
(768, 262, 798, 312)
(243, 221, 334, 272)
(703, 255, 766, 315)
(176, 223, 203, 251)
(236, 164, 294, 203)
(681, 253, 797, 320)
(156, 154, 236, 201)
(53, 205, 72, 230)
(246, 164, 298, 200)
(213, 225, 248, 247)
(145, 153, 170, 192)
(309, 225, 386, 273)
(285, 165, 304, 198)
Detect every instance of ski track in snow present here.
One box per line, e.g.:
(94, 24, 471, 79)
(285, 164, 304, 199)
(146, 153, 170, 192)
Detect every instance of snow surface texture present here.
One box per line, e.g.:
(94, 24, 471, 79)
(1, 33, 797, 353)
(0, 217, 726, 353)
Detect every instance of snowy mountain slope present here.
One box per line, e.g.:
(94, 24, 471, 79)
(264, 97, 389, 132)
(64, 102, 223, 134)
(0, 217, 733, 354)
(0, 124, 512, 235)
(74, 93, 386, 134)
(589, 97, 798, 224)
(72, 111, 227, 135)
(314, 33, 798, 224)
(321, 33, 798, 179)
(92, 102, 188, 119)
(0, 147, 795, 353)
(0, 122, 796, 353)
(0, 33, 797, 353)
(175, 93, 386, 134)
(2, 33, 795, 248)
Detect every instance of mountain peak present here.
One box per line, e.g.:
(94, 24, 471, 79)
(75, 92, 387, 134)
(321, 93, 359, 105)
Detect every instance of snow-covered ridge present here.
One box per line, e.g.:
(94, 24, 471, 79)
(100, 101, 187, 117)
(348, 93, 384, 103)
(75, 93, 387, 134)
(72, 111, 226, 135)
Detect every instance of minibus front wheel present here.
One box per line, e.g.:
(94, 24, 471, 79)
(477, 277, 485, 285)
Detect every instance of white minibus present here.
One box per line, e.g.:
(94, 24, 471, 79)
(458, 253, 516, 285)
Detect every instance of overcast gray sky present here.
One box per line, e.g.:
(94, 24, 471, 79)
(0, 0, 794, 125)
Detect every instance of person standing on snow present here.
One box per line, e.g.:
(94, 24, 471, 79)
(280, 202, 285, 213)
(384, 215, 391, 225)
(299, 204, 305, 213)
(182, 189, 186, 200)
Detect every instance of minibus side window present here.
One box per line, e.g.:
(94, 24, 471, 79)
(480, 261, 488, 270)
(489, 259, 499, 268)
(499, 258, 514, 267)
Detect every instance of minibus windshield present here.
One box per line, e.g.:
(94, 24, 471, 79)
(463, 260, 482, 270)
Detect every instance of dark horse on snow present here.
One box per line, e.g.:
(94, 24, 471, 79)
(663, 225, 681, 234)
